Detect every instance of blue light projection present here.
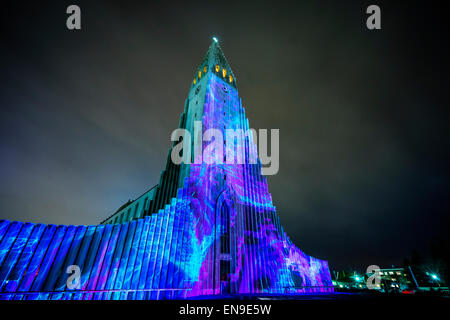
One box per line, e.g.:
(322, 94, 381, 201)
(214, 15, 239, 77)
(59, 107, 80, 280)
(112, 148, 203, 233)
(0, 41, 333, 299)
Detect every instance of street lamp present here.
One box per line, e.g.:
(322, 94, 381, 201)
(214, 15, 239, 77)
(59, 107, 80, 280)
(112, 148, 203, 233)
(353, 274, 363, 289)
(429, 273, 441, 288)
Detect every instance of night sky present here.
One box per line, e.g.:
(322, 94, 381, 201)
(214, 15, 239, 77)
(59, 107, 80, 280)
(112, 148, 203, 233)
(1, 1, 449, 270)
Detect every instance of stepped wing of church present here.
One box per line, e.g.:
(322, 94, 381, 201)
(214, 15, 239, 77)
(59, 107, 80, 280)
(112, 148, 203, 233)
(0, 40, 333, 299)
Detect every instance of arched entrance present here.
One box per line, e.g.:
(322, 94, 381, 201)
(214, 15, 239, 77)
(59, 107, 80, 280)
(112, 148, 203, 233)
(213, 188, 237, 295)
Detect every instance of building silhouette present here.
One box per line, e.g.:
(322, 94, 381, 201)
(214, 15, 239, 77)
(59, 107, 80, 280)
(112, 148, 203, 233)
(0, 39, 333, 299)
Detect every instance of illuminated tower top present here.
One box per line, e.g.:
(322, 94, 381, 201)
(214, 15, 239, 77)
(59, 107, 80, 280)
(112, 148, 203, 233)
(191, 37, 236, 89)
(102, 38, 252, 224)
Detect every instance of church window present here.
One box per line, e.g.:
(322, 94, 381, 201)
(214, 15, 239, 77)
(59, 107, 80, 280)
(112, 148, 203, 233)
(215, 65, 220, 72)
(203, 66, 207, 73)
(134, 204, 139, 218)
(222, 68, 227, 78)
(229, 75, 233, 83)
(220, 204, 230, 254)
(220, 260, 230, 281)
(198, 71, 202, 79)
(193, 78, 196, 85)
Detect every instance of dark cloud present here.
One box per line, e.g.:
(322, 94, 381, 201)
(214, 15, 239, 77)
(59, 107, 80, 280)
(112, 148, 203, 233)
(1, 0, 449, 270)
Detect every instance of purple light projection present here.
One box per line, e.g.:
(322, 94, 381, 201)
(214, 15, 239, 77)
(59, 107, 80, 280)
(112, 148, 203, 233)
(0, 56, 333, 300)
(177, 73, 333, 296)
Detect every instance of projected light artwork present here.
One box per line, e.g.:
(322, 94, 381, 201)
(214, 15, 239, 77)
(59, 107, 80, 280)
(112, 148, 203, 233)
(0, 39, 333, 300)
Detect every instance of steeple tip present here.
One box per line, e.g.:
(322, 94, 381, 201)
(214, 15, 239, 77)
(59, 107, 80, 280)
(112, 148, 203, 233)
(193, 36, 236, 88)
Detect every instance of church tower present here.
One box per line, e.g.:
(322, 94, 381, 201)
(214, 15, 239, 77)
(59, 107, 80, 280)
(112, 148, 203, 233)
(0, 39, 333, 299)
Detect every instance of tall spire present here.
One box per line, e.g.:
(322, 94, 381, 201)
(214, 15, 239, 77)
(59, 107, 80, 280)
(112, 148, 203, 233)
(198, 37, 236, 86)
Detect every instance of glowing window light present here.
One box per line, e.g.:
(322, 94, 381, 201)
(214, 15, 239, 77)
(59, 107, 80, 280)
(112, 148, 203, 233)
(193, 78, 196, 85)
(229, 75, 233, 83)
(222, 68, 227, 78)
(213, 37, 218, 43)
(215, 65, 220, 73)
(198, 71, 202, 79)
(204, 66, 207, 73)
